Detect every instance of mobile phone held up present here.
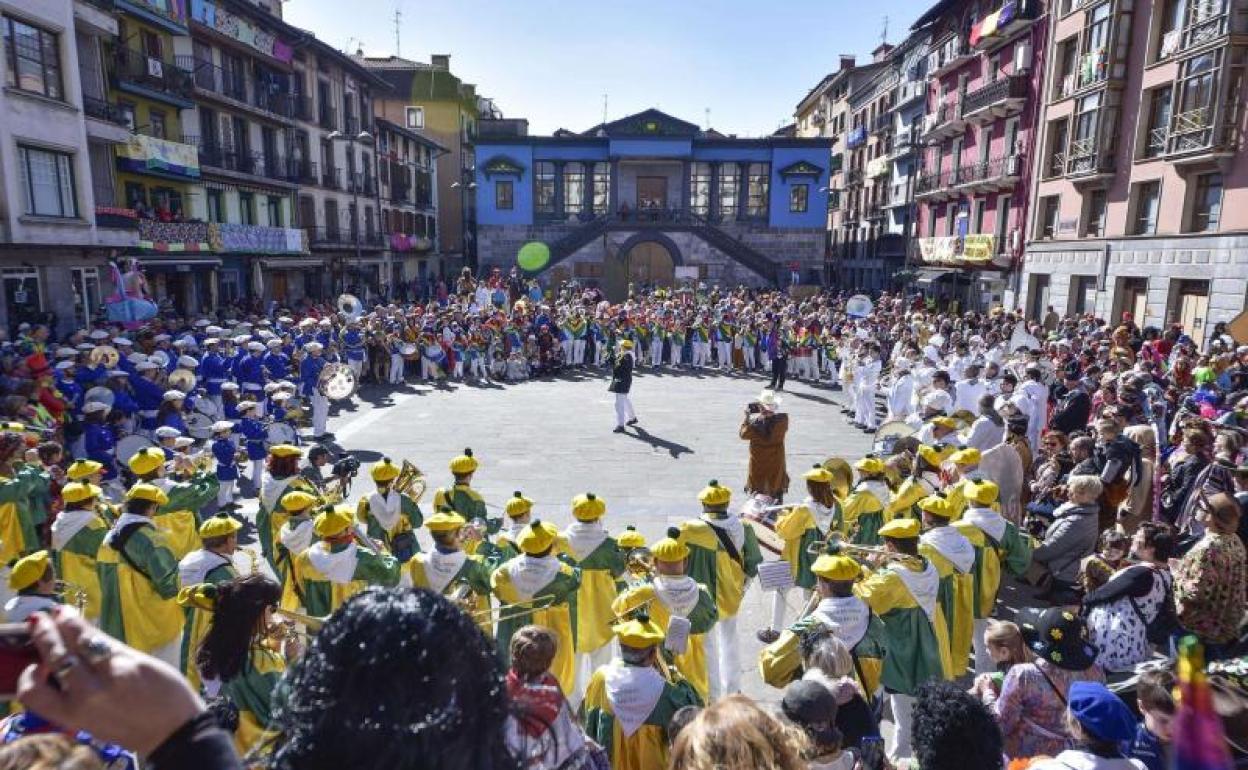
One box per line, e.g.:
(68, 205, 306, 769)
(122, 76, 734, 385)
(0, 624, 37, 700)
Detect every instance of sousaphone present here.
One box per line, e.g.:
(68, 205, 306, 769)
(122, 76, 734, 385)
(820, 457, 854, 500)
(88, 345, 120, 369)
(168, 368, 197, 392)
(337, 294, 364, 323)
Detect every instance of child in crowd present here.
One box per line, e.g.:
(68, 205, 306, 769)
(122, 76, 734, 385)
(969, 620, 1030, 707)
(1130, 669, 1175, 770)
(1079, 529, 1130, 594)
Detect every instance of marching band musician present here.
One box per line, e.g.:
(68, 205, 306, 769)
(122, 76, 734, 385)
(951, 480, 1034, 674)
(404, 509, 492, 634)
(235, 342, 268, 417)
(885, 358, 916, 422)
(840, 457, 891, 546)
(50, 481, 109, 621)
(176, 513, 241, 690)
(612, 528, 718, 702)
(678, 480, 762, 700)
(885, 444, 948, 524)
(758, 464, 839, 643)
(915, 495, 975, 680)
(82, 401, 118, 482)
(758, 554, 886, 698)
(127, 446, 218, 560)
(852, 343, 881, 430)
(477, 490, 536, 563)
(387, 329, 407, 385)
(256, 444, 311, 573)
(942, 447, 982, 520)
(275, 490, 319, 610)
(853, 518, 953, 761)
(237, 401, 268, 491)
(4, 550, 60, 623)
(97, 483, 185, 667)
(432, 449, 491, 528)
(562, 493, 626, 695)
(290, 505, 401, 618)
(491, 519, 582, 695)
(357, 458, 423, 562)
(341, 319, 367, 379)
(211, 420, 239, 508)
(914, 414, 961, 447)
(582, 617, 701, 770)
(300, 341, 330, 440)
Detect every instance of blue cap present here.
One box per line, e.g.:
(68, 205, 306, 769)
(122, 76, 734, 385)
(1067, 681, 1137, 743)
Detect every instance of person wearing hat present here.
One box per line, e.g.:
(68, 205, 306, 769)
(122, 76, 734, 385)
(340, 320, 367, 380)
(82, 400, 118, 482)
(4, 550, 59, 623)
(854, 517, 953, 760)
(0, 434, 51, 587)
(210, 419, 241, 508)
(917, 495, 975, 680)
(299, 341, 330, 440)
(781, 679, 852, 770)
(758, 554, 886, 698)
(274, 489, 318, 609)
(960, 393, 1006, 455)
(236, 401, 268, 492)
(741, 389, 789, 498)
(490, 519, 582, 695)
(995, 608, 1106, 758)
(758, 464, 837, 643)
(886, 357, 916, 422)
(129, 357, 166, 434)
(357, 457, 423, 562)
(1026, 682, 1142, 770)
(176, 513, 241, 689)
(852, 343, 881, 430)
(291, 505, 401, 619)
(582, 616, 701, 770)
(127, 446, 218, 560)
(841, 456, 890, 546)
(403, 509, 492, 633)
(153, 425, 182, 460)
(49, 481, 109, 621)
(97, 482, 184, 666)
(200, 337, 229, 412)
(157, 389, 189, 437)
(478, 490, 536, 563)
(561, 492, 625, 696)
(432, 449, 490, 528)
(941, 446, 982, 521)
(915, 414, 961, 447)
(256, 444, 315, 573)
(612, 527, 718, 701)
(235, 341, 268, 416)
(263, 338, 290, 383)
(608, 338, 637, 433)
(885, 443, 948, 525)
(679, 480, 762, 700)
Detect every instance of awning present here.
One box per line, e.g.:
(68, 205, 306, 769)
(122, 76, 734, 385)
(139, 256, 222, 268)
(914, 268, 959, 286)
(261, 258, 324, 269)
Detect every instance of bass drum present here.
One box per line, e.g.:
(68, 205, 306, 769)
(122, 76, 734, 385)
(872, 420, 916, 456)
(265, 422, 298, 447)
(84, 387, 115, 408)
(116, 434, 157, 466)
(318, 363, 356, 401)
(194, 397, 220, 420)
(185, 412, 213, 440)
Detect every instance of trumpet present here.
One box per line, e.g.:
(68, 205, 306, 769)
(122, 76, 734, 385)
(807, 532, 926, 571)
(274, 607, 328, 633)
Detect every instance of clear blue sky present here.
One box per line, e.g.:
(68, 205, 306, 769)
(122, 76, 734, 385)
(285, 0, 935, 137)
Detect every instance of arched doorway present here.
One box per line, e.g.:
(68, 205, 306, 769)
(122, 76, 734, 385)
(627, 241, 675, 287)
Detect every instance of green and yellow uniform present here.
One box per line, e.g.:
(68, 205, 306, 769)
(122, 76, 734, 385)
(0, 463, 50, 565)
(257, 472, 316, 573)
(221, 646, 285, 757)
(883, 474, 939, 525)
(357, 489, 423, 556)
(177, 524, 240, 691)
(613, 578, 718, 702)
(405, 511, 494, 635)
(151, 471, 220, 560)
(49, 484, 109, 622)
(841, 479, 891, 546)
(774, 504, 823, 589)
(954, 503, 1034, 620)
(854, 558, 953, 691)
(290, 506, 402, 618)
(274, 491, 319, 612)
(679, 481, 762, 620)
(563, 493, 625, 655)
(432, 483, 488, 523)
(758, 595, 888, 696)
(917, 496, 976, 679)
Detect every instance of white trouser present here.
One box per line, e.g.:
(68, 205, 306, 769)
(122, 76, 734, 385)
(251, 459, 264, 489)
(770, 587, 811, 631)
(572, 339, 586, 365)
(669, 342, 682, 366)
(348, 358, 363, 378)
(148, 637, 182, 670)
(421, 358, 439, 380)
(651, 341, 663, 367)
(573, 643, 615, 707)
(825, 358, 839, 383)
(704, 614, 742, 700)
(718, 342, 732, 369)
(855, 391, 878, 428)
(744, 347, 756, 370)
(389, 354, 404, 384)
(691, 342, 706, 367)
(889, 693, 916, 760)
(562, 340, 574, 364)
(973, 617, 994, 675)
(596, 344, 608, 366)
(211, 393, 224, 412)
(217, 479, 235, 506)
(312, 391, 329, 436)
(453, 360, 464, 378)
(614, 393, 636, 427)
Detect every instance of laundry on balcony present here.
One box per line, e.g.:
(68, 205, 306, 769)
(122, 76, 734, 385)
(117, 134, 200, 178)
(866, 157, 891, 179)
(1077, 47, 1107, 88)
(916, 234, 1008, 268)
(189, 0, 294, 63)
(209, 223, 307, 254)
(137, 220, 211, 253)
(389, 234, 433, 253)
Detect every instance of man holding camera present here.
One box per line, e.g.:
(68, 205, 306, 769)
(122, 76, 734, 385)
(740, 389, 789, 500)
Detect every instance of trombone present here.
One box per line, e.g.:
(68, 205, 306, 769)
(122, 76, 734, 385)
(471, 595, 557, 624)
(807, 532, 926, 571)
(274, 607, 328, 633)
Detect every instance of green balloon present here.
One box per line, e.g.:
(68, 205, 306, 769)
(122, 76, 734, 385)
(517, 241, 551, 272)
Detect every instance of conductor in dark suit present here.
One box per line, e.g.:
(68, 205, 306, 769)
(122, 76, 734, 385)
(610, 340, 637, 433)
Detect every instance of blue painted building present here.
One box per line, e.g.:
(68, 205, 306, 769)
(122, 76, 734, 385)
(474, 109, 833, 297)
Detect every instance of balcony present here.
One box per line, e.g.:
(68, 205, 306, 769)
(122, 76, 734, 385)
(307, 226, 349, 247)
(897, 78, 926, 107)
(192, 59, 295, 121)
(263, 155, 300, 182)
(349, 174, 377, 197)
(962, 74, 1028, 125)
(885, 180, 912, 209)
(1177, 0, 1232, 56)
(112, 47, 194, 105)
(928, 36, 973, 78)
(295, 160, 319, 186)
(83, 95, 127, 125)
(846, 125, 868, 149)
(1165, 106, 1239, 163)
(94, 206, 139, 229)
(914, 169, 952, 200)
(870, 114, 893, 135)
(211, 223, 308, 255)
(921, 100, 967, 143)
(344, 115, 359, 136)
(195, 141, 260, 176)
(321, 166, 342, 190)
(1065, 136, 1116, 181)
(1044, 151, 1067, 179)
(845, 168, 864, 186)
(865, 203, 886, 222)
(1144, 126, 1168, 158)
(971, 0, 1040, 51)
(390, 183, 412, 204)
(866, 156, 891, 180)
(952, 154, 1024, 193)
(292, 95, 312, 122)
(892, 124, 920, 157)
(114, 0, 186, 33)
(318, 104, 337, 131)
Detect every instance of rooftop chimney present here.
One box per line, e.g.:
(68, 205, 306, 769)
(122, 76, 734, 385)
(431, 54, 450, 70)
(839, 55, 855, 71)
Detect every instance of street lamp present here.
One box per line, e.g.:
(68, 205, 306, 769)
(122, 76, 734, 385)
(327, 129, 374, 295)
(450, 175, 477, 273)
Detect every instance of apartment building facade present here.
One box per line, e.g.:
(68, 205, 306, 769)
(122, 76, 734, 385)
(844, 47, 898, 292)
(887, 33, 931, 267)
(912, 0, 1048, 308)
(1020, 0, 1248, 346)
(375, 118, 444, 291)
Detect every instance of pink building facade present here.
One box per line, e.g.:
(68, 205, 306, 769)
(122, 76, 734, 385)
(1019, 0, 1248, 346)
(912, 0, 1048, 307)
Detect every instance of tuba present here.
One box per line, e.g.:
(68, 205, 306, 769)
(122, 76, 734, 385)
(337, 293, 364, 323)
(393, 460, 426, 503)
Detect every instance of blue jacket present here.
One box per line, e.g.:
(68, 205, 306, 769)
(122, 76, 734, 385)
(84, 423, 117, 480)
(300, 356, 326, 397)
(235, 354, 266, 389)
(160, 410, 188, 435)
(110, 388, 138, 417)
(342, 330, 366, 361)
(201, 353, 229, 394)
(238, 417, 267, 460)
(212, 437, 239, 481)
(263, 351, 289, 380)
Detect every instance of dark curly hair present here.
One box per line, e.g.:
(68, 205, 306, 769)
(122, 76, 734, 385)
(263, 587, 519, 770)
(912, 681, 1004, 770)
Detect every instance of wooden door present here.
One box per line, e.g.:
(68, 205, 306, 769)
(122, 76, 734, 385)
(637, 177, 667, 209)
(1178, 285, 1210, 348)
(270, 271, 288, 303)
(627, 241, 675, 287)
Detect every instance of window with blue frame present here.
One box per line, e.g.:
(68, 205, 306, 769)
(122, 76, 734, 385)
(718, 164, 739, 220)
(592, 163, 610, 215)
(789, 184, 809, 213)
(534, 161, 555, 216)
(690, 162, 712, 216)
(496, 180, 514, 210)
(563, 162, 585, 215)
(746, 162, 770, 218)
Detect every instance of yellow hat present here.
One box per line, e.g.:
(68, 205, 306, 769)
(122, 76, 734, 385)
(505, 491, 534, 518)
(804, 464, 834, 484)
(917, 495, 956, 519)
(199, 513, 242, 539)
(572, 492, 607, 522)
(812, 554, 861, 582)
(931, 416, 959, 430)
(854, 456, 885, 475)
(313, 505, 354, 538)
(652, 526, 690, 562)
(9, 550, 50, 591)
(614, 617, 665, 649)
(66, 459, 103, 480)
(176, 583, 218, 612)
(619, 339, 634, 350)
(878, 518, 921, 539)
(371, 457, 400, 483)
(426, 510, 467, 532)
(125, 483, 169, 506)
(949, 447, 981, 466)
(617, 525, 646, 550)
(281, 490, 318, 513)
(62, 482, 102, 505)
(967, 479, 1000, 506)
(516, 519, 559, 555)
(698, 479, 731, 507)
(269, 444, 301, 459)
(449, 448, 478, 475)
(127, 447, 165, 476)
(916, 444, 942, 467)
